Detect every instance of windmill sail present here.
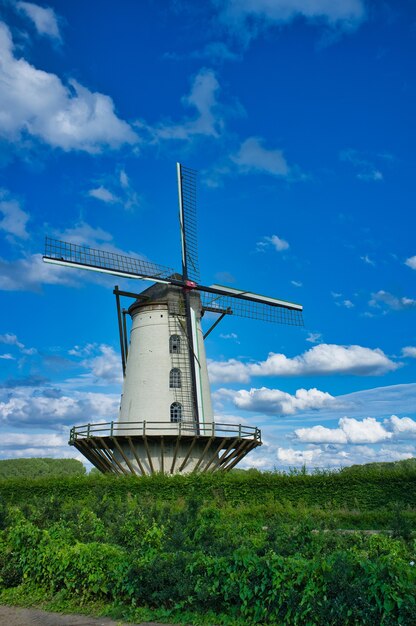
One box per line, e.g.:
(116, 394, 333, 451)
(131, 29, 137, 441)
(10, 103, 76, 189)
(43, 237, 175, 284)
(177, 163, 200, 283)
(199, 284, 303, 325)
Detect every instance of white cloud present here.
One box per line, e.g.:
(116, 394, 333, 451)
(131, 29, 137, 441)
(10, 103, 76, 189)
(402, 346, 416, 359)
(0, 221, 151, 292)
(369, 290, 416, 311)
(219, 332, 238, 340)
(81, 345, 122, 384)
(232, 137, 289, 176)
(87, 169, 140, 211)
(208, 357, 251, 383)
(306, 332, 322, 343)
(277, 447, 322, 465)
(295, 414, 416, 447)
(360, 254, 375, 266)
(209, 343, 398, 383)
(256, 234, 289, 253)
(291, 280, 302, 287)
(0, 253, 77, 291)
(88, 186, 120, 204)
(405, 256, 416, 270)
(268, 234, 289, 251)
(0, 353, 14, 360)
(387, 415, 416, 436)
(17, 2, 61, 40)
(342, 299, 354, 309)
(295, 416, 393, 444)
(0, 332, 35, 355)
(218, 0, 366, 41)
(0, 190, 30, 239)
(0, 22, 137, 152)
(232, 386, 334, 415)
(340, 149, 384, 181)
(0, 432, 66, 448)
(0, 386, 119, 427)
(147, 68, 223, 140)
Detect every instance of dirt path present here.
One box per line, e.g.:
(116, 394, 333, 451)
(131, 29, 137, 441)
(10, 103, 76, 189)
(0, 605, 176, 626)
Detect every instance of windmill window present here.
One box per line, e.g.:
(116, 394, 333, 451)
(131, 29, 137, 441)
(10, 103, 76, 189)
(169, 334, 181, 354)
(170, 402, 182, 422)
(169, 368, 181, 388)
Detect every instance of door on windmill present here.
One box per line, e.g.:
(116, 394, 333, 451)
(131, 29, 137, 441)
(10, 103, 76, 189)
(170, 402, 182, 422)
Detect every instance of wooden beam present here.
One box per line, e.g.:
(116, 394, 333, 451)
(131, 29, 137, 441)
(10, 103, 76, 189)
(127, 437, 146, 475)
(111, 437, 137, 475)
(178, 436, 197, 472)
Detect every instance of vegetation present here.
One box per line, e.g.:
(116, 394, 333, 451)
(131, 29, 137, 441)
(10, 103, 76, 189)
(0, 458, 85, 480)
(0, 465, 415, 624)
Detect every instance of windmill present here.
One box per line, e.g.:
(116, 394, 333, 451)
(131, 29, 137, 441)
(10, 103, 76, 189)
(43, 164, 303, 475)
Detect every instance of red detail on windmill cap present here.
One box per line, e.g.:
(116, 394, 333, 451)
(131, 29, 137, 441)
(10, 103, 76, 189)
(185, 280, 197, 289)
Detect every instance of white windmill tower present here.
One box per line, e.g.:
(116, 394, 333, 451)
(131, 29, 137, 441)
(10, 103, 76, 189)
(43, 164, 303, 475)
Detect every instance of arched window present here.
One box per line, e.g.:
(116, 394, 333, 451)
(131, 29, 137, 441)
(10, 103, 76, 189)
(169, 368, 181, 388)
(170, 402, 182, 423)
(170, 334, 181, 354)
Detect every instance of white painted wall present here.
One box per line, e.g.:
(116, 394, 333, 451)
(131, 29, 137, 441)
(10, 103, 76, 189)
(118, 287, 213, 437)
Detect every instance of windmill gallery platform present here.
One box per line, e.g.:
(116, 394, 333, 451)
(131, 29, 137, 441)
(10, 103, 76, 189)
(44, 164, 303, 476)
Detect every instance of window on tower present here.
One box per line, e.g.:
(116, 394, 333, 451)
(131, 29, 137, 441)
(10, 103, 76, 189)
(170, 402, 182, 422)
(170, 334, 181, 353)
(169, 368, 181, 388)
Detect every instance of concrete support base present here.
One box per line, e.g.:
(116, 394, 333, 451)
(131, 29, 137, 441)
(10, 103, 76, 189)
(71, 433, 261, 475)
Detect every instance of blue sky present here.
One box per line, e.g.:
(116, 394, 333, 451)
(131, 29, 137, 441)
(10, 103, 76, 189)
(0, 0, 415, 469)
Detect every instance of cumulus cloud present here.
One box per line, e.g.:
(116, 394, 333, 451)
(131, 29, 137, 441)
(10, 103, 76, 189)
(0, 22, 137, 152)
(295, 416, 393, 444)
(231, 386, 334, 415)
(81, 345, 122, 384)
(369, 290, 416, 312)
(277, 447, 322, 465)
(231, 137, 290, 177)
(146, 68, 223, 140)
(272, 443, 413, 469)
(17, 2, 61, 40)
(405, 256, 416, 270)
(0, 221, 150, 292)
(0, 386, 119, 427)
(402, 346, 416, 359)
(0, 190, 30, 240)
(1, 432, 66, 448)
(208, 344, 398, 383)
(386, 415, 416, 437)
(0, 253, 77, 291)
(0, 333, 36, 355)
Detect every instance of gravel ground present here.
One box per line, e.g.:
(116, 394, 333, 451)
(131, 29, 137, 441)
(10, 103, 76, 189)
(0, 606, 176, 626)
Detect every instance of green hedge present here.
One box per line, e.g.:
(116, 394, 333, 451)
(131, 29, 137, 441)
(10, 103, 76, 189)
(1, 468, 416, 509)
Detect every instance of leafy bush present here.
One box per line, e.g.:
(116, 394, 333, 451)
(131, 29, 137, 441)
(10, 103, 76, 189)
(0, 470, 415, 624)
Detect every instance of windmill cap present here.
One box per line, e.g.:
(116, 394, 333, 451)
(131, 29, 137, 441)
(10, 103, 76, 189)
(128, 281, 202, 317)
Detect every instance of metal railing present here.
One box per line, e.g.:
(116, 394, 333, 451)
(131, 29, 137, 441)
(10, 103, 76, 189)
(69, 421, 261, 444)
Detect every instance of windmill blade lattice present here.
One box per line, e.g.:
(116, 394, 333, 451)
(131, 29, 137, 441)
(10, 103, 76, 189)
(44, 237, 176, 283)
(177, 164, 200, 283)
(200, 289, 304, 326)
